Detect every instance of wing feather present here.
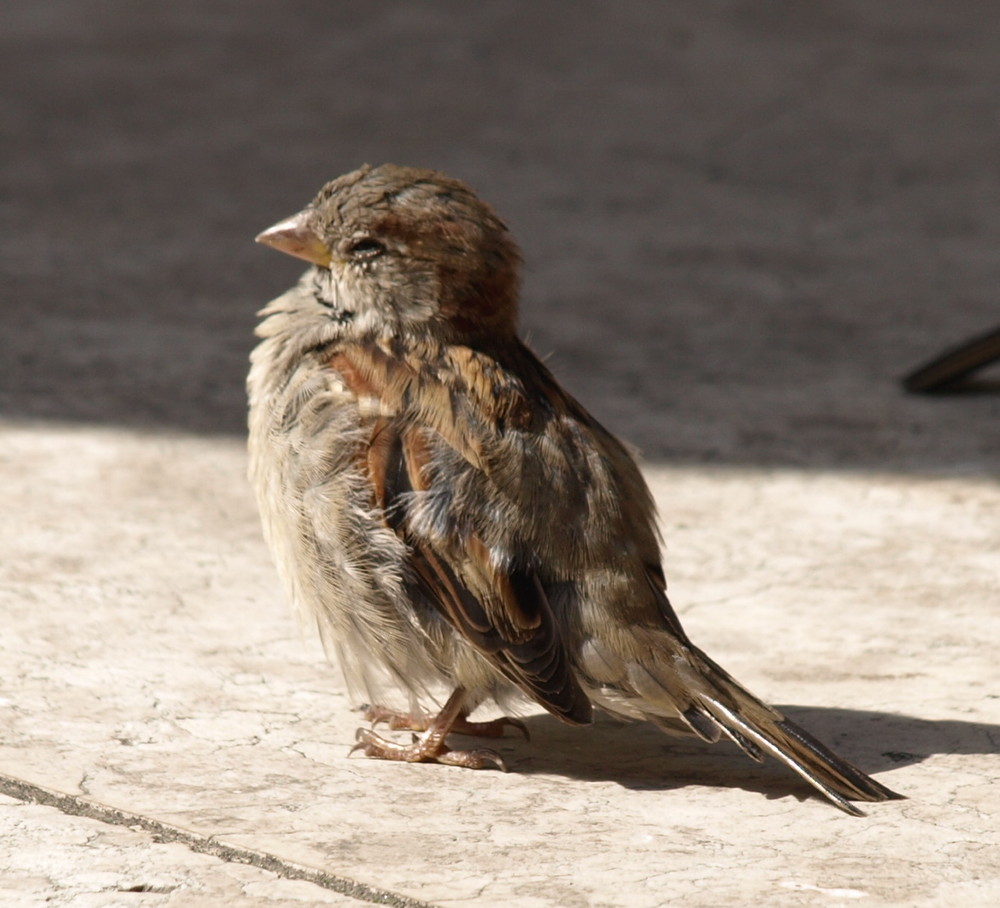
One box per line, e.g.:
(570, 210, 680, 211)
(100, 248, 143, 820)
(338, 342, 592, 725)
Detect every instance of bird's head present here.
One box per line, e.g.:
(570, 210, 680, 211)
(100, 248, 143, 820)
(256, 164, 522, 344)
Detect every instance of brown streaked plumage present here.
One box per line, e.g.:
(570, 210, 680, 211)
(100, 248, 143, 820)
(248, 163, 902, 811)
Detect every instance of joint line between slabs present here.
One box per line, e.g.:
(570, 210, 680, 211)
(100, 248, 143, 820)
(0, 772, 437, 908)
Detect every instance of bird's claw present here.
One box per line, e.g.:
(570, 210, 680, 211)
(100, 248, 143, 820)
(348, 726, 507, 771)
(360, 705, 529, 741)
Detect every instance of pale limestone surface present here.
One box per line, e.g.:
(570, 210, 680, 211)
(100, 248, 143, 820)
(1, 425, 997, 906)
(0, 794, 360, 907)
(2, 0, 1000, 905)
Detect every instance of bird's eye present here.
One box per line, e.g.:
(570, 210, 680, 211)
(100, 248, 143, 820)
(347, 237, 386, 260)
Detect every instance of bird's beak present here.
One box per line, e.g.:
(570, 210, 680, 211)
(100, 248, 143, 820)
(255, 211, 332, 268)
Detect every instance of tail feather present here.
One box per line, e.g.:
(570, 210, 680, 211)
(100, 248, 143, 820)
(681, 704, 724, 744)
(581, 628, 900, 813)
(684, 646, 903, 815)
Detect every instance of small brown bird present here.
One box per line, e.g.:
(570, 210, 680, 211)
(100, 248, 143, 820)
(248, 164, 900, 814)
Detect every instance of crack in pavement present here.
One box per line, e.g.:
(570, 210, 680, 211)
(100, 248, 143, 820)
(0, 771, 437, 908)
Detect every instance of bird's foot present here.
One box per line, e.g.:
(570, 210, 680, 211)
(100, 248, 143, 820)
(350, 687, 511, 770)
(363, 704, 529, 741)
(350, 727, 507, 770)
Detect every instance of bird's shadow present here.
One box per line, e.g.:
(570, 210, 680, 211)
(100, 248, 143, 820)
(483, 706, 1000, 804)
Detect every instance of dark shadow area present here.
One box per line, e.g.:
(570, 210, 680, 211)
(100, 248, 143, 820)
(2, 1, 998, 472)
(481, 707, 995, 804)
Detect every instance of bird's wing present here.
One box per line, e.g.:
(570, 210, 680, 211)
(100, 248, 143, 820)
(328, 340, 593, 725)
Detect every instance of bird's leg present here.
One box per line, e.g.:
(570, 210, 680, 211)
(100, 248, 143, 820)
(351, 688, 511, 769)
(363, 703, 529, 741)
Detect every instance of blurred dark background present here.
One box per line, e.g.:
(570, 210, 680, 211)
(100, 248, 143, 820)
(2, 0, 997, 470)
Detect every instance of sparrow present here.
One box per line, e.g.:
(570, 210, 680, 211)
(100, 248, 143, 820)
(248, 163, 901, 814)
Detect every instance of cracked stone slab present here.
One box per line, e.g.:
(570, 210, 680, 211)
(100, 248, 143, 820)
(0, 792, 377, 907)
(1, 423, 998, 907)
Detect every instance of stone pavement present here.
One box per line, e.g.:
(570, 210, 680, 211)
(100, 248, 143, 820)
(1, 2, 998, 905)
(0, 426, 997, 906)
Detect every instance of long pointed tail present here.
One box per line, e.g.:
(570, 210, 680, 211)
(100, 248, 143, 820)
(675, 645, 902, 815)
